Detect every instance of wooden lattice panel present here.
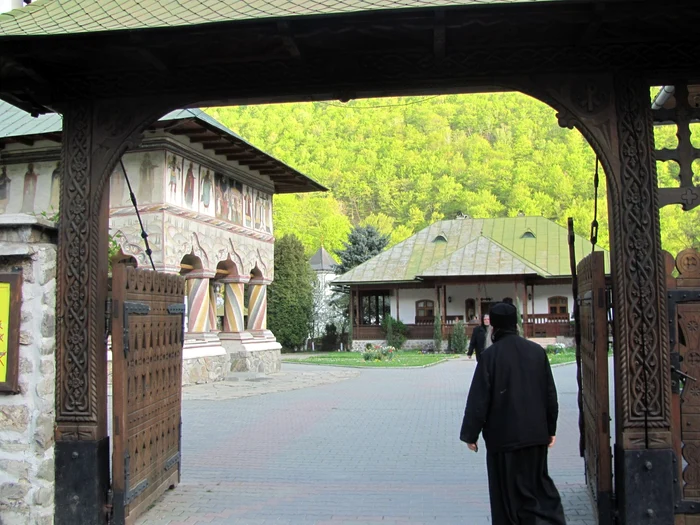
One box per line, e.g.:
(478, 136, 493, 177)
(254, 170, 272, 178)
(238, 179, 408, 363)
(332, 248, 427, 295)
(576, 251, 612, 523)
(111, 263, 185, 525)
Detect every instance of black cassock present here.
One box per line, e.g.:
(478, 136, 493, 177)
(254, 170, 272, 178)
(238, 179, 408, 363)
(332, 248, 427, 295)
(460, 332, 566, 525)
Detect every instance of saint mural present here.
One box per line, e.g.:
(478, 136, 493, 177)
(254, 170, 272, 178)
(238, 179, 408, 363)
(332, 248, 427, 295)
(50, 161, 61, 211)
(244, 186, 253, 228)
(111, 162, 127, 207)
(21, 163, 38, 213)
(167, 154, 181, 200)
(0, 166, 10, 213)
(200, 169, 213, 209)
(231, 181, 243, 224)
(184, 162, 196, 208)
(137, 153, 158, 203)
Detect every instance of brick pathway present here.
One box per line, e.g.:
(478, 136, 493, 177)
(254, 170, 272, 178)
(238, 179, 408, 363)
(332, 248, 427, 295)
(137, 358, 594, 525)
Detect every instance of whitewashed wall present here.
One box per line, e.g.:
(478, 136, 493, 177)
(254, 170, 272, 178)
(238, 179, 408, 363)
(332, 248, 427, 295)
(531, 283, 574, 317)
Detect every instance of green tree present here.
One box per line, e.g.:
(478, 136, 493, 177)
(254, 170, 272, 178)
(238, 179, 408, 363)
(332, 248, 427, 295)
(335, 225, 390, 275)
(268, 234, 315, 351)
(451, 320, 468, 354)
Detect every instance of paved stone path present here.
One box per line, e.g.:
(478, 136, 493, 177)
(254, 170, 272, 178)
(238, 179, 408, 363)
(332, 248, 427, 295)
(137, 358, 594, 525)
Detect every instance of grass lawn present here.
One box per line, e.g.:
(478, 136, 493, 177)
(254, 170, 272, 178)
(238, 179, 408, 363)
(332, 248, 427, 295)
(287, 350, 460, 368)
(548, 351, 577, 365)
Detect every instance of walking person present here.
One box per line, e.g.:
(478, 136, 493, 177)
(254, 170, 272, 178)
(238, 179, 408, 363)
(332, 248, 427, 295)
(467, 313, 492, 362)
(460, 302, 566, 525)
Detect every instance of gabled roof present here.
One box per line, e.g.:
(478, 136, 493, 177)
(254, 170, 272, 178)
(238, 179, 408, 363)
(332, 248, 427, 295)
(0, 0, 587, 37)
(309, 247, 337, 272)
(0, 101, 325, 194)
(335, 216, 609, 284)
(418, 235, 545, 277)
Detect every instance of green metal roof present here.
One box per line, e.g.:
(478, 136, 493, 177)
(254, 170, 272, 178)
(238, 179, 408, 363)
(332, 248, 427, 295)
(335, 216, 609, 284)
(0, 0, 596, 37)
(0, 101, 241, 140)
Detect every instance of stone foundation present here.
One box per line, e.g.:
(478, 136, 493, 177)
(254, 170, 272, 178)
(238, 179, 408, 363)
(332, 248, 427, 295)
(0, 216, 56, 525)
(221, 331, 281, 375)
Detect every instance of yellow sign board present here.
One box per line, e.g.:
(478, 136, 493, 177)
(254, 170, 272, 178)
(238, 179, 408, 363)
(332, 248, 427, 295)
(0, 282, 9, 384)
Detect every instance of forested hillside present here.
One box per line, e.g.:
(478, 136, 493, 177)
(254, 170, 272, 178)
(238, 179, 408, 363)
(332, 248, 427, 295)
(208, 93, 699, 258)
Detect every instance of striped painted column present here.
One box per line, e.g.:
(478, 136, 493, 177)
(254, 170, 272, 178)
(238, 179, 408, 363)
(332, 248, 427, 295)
(185, 272, 213, 333)
(208, 282, 219, 332)
(221, 278, 246, 333)
(247, 281, 269, 331)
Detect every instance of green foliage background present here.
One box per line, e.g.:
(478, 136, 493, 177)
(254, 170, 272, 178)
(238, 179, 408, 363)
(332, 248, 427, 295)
(208, 92, 700, 259)
(267, 234, 315, 351)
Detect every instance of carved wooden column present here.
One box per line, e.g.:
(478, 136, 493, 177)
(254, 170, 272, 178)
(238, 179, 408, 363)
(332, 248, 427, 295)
(608, 77, 673, 523)
(185, 271, 214, 334)
(221, 276, 247, 333)
(54, 100, 169, 525)
(247, 279, 269, 331)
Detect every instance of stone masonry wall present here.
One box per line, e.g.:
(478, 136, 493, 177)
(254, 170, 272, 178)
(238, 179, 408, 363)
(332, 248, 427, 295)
(181, 355, 229, 386)
(0, 218, 57, 525)
(229, 349, 281, 374)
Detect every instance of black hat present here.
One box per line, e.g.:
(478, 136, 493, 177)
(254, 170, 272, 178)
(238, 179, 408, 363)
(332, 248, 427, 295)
(489, 302, 518, 330)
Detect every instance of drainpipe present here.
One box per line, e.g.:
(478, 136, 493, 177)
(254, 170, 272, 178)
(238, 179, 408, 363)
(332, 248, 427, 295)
(652, 85, 675, 110)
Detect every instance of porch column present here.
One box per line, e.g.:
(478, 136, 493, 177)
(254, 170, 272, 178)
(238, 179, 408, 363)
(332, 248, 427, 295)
(54, 100, 171, 525)
(221, 276, 247, 333)
(208, 281, 220, 332)
(247, 279, 270, 331)
(185, 271, 214, 334)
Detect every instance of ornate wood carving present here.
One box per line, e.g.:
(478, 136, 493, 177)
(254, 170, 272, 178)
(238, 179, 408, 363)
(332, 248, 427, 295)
(653, 82, 700, 211)
(610, 77, 671, 447)
(55, 100, 176, 442)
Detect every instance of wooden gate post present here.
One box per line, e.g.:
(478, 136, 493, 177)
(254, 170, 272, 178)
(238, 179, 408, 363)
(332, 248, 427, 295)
(54, 100, 172, 525)
(525, 73, 675, 524)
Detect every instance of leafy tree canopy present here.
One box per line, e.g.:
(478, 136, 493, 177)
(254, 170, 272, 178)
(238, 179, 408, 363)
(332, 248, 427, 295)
(208, 92, 700, 257)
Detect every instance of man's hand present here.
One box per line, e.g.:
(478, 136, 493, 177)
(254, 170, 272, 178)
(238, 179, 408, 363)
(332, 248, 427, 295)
(467, 442, 478, 452)
(549, 436, 556, 448)
(467, 355, 473, 360)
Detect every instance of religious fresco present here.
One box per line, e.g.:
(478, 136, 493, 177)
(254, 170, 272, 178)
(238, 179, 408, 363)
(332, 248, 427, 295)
(0, 161, 59, 216)
(198, 167, 215, 217)
(0, 148, 273, 237)
(110, 213, 165, 268)
(110, 150, 165, 208)
(166, 153, 184, 206)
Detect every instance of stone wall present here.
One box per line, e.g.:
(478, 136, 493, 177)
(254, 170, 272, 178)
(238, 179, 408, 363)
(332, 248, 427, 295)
(181, 354, 229, 386)
(0, 216, 56, 525)
(229, 348, 281, 374)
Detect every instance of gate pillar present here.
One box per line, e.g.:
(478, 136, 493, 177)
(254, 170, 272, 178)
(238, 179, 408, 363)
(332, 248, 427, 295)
(209, 281, 220, 332)
(528, 73, 674, 523)
(185, 271, 214, 334)
(247, 279, 269, 331)
(54, 100, 169, 525)
(221, 276, 247, 333)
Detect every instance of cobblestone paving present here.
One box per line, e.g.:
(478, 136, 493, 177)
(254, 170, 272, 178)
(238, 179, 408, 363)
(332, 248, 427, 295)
(137, 358, 595, 525)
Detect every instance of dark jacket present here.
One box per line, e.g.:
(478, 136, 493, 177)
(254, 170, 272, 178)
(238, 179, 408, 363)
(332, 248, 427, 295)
(460, 333, 558, 452)
(467, 325, 487, 358)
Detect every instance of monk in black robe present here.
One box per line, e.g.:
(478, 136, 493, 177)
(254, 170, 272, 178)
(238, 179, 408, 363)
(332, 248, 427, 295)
(460, 302, 566, 525)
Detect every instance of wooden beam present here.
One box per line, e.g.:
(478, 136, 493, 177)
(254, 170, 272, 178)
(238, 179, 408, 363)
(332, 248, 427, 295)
(226, 154, 259, 162)
(11, 136, 35, 146)
(189, 134, 220, 143)
(201, 141, 227, 150)
(259, 169, 288, 175)
(277, 21, 301, 58)
(433, 10, 446, 60)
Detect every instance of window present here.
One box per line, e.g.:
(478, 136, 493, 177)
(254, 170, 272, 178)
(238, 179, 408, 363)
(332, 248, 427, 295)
(465, 298, 476, 321)
(548, 296, 568, 314)
(416, 300, 435, 319)
(359, 291, 391, 325)
(521, 230, 536, 239)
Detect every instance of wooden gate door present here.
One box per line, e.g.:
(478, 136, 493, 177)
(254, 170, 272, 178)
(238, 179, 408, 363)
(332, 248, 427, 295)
(577, 251, 613, 524)
(666, 248, 700, 524)
(111, 260, 186, 525)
